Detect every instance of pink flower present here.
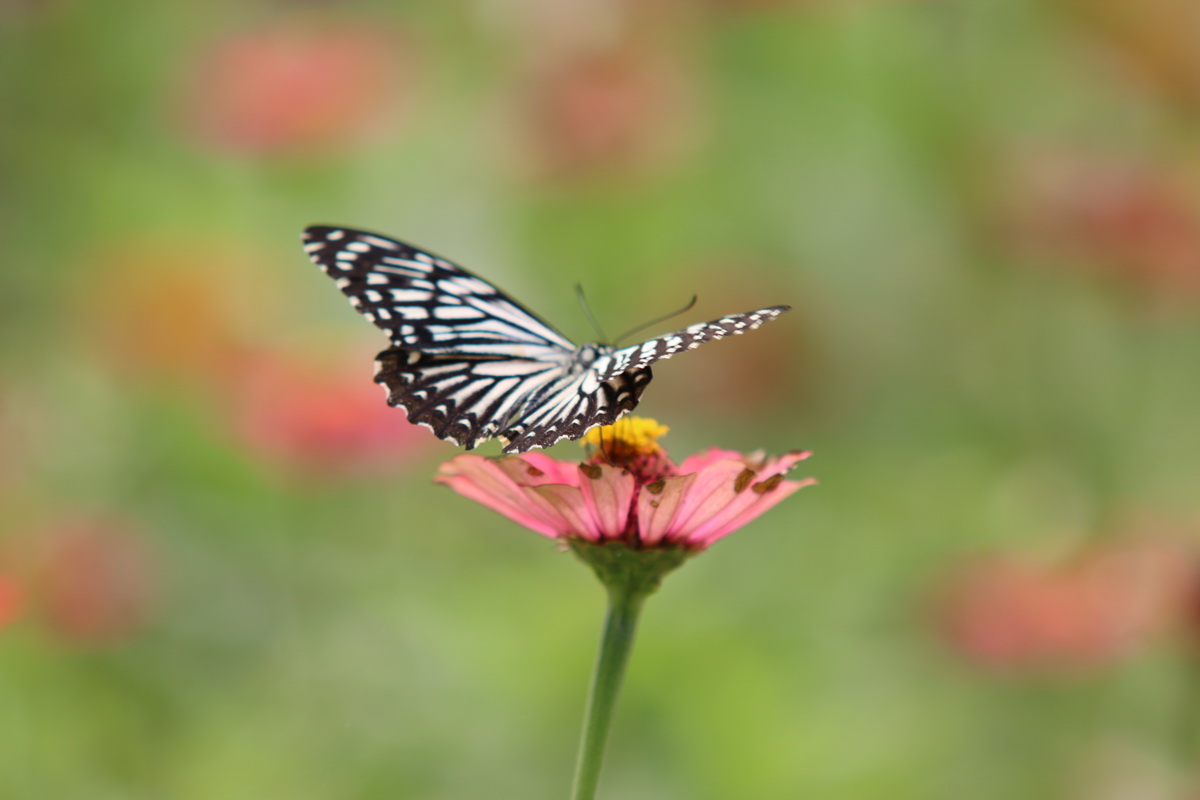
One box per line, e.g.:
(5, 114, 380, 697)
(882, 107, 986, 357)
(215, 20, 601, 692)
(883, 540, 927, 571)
(438, 419, 812, 792)
(1002, 149, 1200, 299)
(230, 349, 432, 477)
(436, 418, 813, 550)
(179, 20, 416, 155)
(32, 517, 159, 646)
(0, 575, 23, 629)
(934, 535, 1194, 672)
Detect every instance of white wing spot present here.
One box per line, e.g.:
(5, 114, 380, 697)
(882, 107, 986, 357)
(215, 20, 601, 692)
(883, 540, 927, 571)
(391, 289, 433, 302)
(362, 235, 399, 250)
(439, 277, 494, 296)
(375, 266, 421, 278)
(381, 256, 431, 269)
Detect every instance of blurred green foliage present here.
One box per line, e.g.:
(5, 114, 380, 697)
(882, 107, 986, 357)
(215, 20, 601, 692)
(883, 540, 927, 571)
(3, 1, 1200, 798)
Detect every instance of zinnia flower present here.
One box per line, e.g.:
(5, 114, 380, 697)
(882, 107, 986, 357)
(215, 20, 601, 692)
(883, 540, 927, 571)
(436, 417, 813, 551)
(437, 417, 812, 800)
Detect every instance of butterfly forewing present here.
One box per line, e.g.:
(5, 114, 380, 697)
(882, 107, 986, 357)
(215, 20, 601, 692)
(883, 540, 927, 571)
(303, 225, 791, 453)
(594, 306, 791, 381)
(303, 226, 575, 356)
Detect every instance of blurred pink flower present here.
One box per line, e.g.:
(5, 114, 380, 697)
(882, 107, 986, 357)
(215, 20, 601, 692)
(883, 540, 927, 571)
(0, 574, 23, 629)
(437, 418, 813, 549)
(230, 350, 431, 476)
(515, 45, 702, 180)
(32, 518, 159, 645)
(180, 20, 415, 155)
(1004, 150, 1200, 298)
(935, 536, 1194, 672)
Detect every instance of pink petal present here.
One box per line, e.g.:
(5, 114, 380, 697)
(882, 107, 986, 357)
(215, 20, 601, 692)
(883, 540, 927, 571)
(686, 476, 816, 548)
(756, 450, 812, 477)
(530, 484, 602, 541)
(658, 454, 816, 548)
(674, 448, 749, 475)
(655, 459, 750, 544)
(435, 455, 564, 538)
(674, 448, 811, 478)
(676, 453, 816, 546)
(681, 459, 814, 544)
(506, 452, 584, 486)
(577, 464, 636, 541)
(636, 472, 697, 546)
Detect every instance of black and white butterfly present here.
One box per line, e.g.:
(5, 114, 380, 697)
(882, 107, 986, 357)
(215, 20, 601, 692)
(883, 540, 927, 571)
(302, 225, 790, 453)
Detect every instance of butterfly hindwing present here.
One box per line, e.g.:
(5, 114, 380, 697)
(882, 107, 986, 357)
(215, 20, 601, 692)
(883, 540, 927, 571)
(500, 367, 653, 453)
(374, 347, 653, 453)
(374, 347, 574, 450)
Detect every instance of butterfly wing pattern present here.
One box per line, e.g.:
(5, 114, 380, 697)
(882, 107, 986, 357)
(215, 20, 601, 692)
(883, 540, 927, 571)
(302, 225, 789, 453)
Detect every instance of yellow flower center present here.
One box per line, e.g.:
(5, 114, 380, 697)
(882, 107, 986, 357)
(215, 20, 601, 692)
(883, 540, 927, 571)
(582, 417, 669, 457)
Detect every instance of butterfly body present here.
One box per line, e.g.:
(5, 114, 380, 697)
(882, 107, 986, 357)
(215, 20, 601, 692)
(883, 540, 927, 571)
(303, 225, 788, 453)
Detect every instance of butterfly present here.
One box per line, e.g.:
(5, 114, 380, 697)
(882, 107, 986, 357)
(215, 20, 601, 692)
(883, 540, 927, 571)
(302, 225, 790, 453)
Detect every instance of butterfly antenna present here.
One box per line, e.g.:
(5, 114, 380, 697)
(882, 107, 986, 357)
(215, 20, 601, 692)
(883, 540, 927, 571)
(582, 424, 609, 464)
(612, 295, 698, 346)
(597, 428, 613, 465)
(575, 283, 610, 344)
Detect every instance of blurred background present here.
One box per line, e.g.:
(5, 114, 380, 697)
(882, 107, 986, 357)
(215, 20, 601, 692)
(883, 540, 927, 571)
(3, 0, 1200, 798)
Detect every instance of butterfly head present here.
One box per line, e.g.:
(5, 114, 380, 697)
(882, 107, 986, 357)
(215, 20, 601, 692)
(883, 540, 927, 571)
(571, 344, 613, 370)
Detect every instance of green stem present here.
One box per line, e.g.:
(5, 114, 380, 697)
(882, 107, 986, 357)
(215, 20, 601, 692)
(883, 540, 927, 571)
(569, 581, 648, 800)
